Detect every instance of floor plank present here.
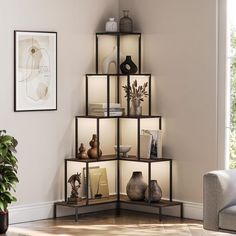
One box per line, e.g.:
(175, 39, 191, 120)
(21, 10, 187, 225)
(5, 210, 234, 236)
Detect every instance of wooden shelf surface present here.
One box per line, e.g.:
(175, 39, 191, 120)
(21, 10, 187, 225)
(119, 156, 172, 163)
(86, 73, 150, 76)
(75, 115, 162, 119)
(65, 155, 172, 163)
(55, 194, 181, 208)
(120, 195, 182, 207)
(96, 32, 141, 36)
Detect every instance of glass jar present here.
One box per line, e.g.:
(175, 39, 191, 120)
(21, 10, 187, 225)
(119, 10, 133, 33)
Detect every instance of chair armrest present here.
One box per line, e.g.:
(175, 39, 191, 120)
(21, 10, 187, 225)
(203, 170, 236, 231)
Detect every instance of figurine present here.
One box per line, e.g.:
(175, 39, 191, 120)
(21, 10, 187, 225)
(87, 134, 102, 159)
(67, 172, 82, 203)
(78, 143, 87, 159)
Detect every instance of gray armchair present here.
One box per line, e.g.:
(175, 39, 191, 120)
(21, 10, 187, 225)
(203, 170, 236, 232)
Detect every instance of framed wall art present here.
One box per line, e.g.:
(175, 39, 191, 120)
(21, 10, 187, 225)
(14, 30, 57, 111)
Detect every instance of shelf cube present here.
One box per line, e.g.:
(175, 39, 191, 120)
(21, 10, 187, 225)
(96, 32, 141, 74)
(85, 74, 152, 117)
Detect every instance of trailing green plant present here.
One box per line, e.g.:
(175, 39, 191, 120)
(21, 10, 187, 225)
(122, 79, 148, 103)
(0, 130, 18, 212)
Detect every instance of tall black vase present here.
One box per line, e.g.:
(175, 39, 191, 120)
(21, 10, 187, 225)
(0, 211, 8, 234)
(120, 56, 138, 75)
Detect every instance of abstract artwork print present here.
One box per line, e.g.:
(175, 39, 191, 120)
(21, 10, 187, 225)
(14, 31, 57, 111)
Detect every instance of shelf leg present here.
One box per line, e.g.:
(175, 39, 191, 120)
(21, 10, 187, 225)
(169, 160, 173, 201)
(159, 207, 162, 221)
(180, 203, 184, 219)
(75, 207, 79, 222)
(116, 201, 120, 216)
(53, 204, 57, 219)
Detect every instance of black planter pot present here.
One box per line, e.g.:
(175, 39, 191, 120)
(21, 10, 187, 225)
(120, 56, 138, 75)
(0, 211, 8, 234)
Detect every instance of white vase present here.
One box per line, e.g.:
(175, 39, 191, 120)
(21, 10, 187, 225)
(105, 18, 118, 32)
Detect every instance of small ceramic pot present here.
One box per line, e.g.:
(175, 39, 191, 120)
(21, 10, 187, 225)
(145, 180, 162, 202)
(105, 18, 118, 32)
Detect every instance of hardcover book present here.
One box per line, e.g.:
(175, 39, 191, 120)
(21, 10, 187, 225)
(141, 129, 162, 159)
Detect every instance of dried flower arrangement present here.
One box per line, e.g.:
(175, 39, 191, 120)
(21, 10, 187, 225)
(122, 79, 149, 116)
(122, 79, 148, 103)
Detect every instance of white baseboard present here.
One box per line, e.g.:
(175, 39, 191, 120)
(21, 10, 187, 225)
(9, 199, 203, 224)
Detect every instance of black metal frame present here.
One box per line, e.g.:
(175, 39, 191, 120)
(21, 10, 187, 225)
(85, 74, 152, 117)
(14, 30, 57, 112)
(95, 32, 141, 74)
(55, 116, 183, 221)
(54, 31, 183, 221)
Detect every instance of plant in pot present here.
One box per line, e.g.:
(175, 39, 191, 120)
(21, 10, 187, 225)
(0, 130, 19, 234)
(122, 79, 148, 116)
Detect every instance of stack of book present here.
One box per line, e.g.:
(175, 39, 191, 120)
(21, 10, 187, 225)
(88, 103, 124, 117)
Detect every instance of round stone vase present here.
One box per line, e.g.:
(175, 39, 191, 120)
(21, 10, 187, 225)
(126, 171, 147, 201)
(145, 180, 162, 202)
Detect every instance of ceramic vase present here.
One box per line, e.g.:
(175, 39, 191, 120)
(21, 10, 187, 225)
(78, 143, 87, 159)
(0, 211, 8, 234)
(120, 10, 133, 33)
(126, 171, 147, 201)
(87, 134, 102, 159)
(105, 18, 118, 32)
(120, 56, 137, 74)
(145, 180, 162, 202)
(130, 98, 142, 116)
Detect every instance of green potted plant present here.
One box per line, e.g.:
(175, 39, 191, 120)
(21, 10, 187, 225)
(0, 130, 19, 234)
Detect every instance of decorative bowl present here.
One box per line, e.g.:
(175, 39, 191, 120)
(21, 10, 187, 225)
(114, 145, 132, 157)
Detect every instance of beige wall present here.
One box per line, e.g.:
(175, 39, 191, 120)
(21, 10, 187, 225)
(0, 0, 118, 207)
(0, 0, 219, 222)
(119, 0, 218, 203)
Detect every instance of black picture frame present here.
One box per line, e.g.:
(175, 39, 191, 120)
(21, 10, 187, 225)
(14, 30, 57, 112)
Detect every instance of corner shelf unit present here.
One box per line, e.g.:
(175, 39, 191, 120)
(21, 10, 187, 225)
(54, 31, 183, 221)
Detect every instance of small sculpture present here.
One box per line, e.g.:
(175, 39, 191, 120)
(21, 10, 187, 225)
(102, 46, 118, 74)
(67, 172, 82, 203)
(78, 143, 87, 159)
(102, 46, 124, 74)
(87, 134, 102, 159)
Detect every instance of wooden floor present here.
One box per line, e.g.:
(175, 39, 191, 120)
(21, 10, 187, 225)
(6, 210, 234, 236)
